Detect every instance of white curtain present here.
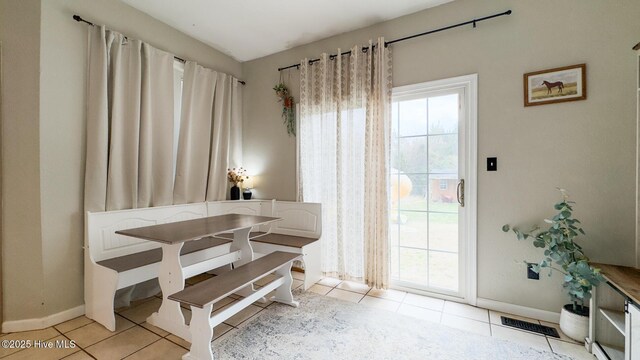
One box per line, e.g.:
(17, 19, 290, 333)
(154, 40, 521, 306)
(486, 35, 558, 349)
(173, 61, 243, 203)
(85, 25, 174, 212)
(299, 38, 392, 288)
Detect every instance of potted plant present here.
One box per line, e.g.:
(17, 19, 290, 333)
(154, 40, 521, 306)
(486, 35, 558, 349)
(502, 189, 604, 342)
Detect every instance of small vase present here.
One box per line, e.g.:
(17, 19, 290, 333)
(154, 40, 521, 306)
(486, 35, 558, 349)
(230, 185, 240, 200)
(242, 189, 252, 200)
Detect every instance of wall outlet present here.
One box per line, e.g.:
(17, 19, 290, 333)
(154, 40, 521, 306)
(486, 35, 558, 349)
(527, 263, 540, 280)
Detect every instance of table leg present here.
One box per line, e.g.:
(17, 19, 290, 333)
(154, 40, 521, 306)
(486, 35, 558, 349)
(232, 227, 263, 299)
(147, 242, 191, 341)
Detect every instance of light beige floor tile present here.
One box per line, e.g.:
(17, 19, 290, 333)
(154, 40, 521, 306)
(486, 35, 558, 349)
(3, 335, 80, 360)
(212, 326, 237, 344)
(489, 311, 541, 326)
(291, 271, 305, 280)
(540, 321, 582, 344)
(317, 277, 341, 287)
(308, 284, 332, 296)
(85, 326, 159, 360)
(292, 279, 304, 289)
(165, 334, 190, 350)
(61, 350, 94, 360)
(443, 301, 489, 322)
(359, 296, 400, 312)
(219, 304, 262, 327)
(124, 338, 187, 360)
(441, 314, 491, 336)
(367, 288, 406, 302)
(0, 327, 60, 357)
(336, 280, 371, 294)
(548, 338, 593, 360)
(254, 273, 277, 287)
(166, 323, 233, 350)
(211, 297, 237, 312)
(403, 293, 445, 311)
(119, 297, 162, 324)
(491, 324, 551, 351)
(116, 297, 157, 313)
(139, 322, 169, 337)
(326, 289, 365, 303)
(54, 316, 94, 334)
(397, 303, 442, 323)
(66, 315, 135, 348)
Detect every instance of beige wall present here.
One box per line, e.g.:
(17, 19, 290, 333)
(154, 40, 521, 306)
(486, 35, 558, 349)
(1, 0, 242, 322)
(0, 0, 45, 321)
(243, 0, 640, 312)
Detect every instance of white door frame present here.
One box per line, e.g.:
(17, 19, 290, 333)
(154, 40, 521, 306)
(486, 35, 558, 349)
(391, 74, 478, 305)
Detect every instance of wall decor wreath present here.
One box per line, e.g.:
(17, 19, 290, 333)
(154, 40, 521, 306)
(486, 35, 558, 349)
(273, 82, 295, 136)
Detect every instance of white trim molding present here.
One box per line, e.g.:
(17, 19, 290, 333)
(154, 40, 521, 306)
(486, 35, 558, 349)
(476, 298, 560, 323)
(2, 305, 85, 333)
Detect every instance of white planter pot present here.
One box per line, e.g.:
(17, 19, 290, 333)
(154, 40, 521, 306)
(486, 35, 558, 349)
(559, 305, 589, 342)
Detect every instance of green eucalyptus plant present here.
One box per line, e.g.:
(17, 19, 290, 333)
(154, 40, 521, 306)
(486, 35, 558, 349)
(502, 189, 604, 313)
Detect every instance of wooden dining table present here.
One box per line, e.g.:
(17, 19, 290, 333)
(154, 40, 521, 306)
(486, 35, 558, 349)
(116, 213, 280, 340)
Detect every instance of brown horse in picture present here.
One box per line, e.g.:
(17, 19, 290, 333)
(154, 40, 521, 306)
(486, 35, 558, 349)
(542, 80, 564, 95)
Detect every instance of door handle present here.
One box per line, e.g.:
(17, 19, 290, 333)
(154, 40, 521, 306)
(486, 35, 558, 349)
(457, 179, 465, 207)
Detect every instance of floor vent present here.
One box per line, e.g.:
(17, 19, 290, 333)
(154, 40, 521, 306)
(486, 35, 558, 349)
(500, 316, 560, 338)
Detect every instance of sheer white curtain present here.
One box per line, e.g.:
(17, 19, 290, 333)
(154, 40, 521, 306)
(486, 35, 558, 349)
(85, 25, 174, 212)
(173, 62, 243, 203)
(299, 38, 392, 288)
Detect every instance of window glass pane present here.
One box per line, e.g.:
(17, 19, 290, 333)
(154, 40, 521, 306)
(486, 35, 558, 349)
(399, 99, 427, 136)
(428, 213, 458, 252)
(428, 135, 457, 173)
(429, 251, 458, 291)
(390, 244, 399, 278)
(399, 248, 428, 284)
(428, 174, 459, 212)
(392, 102, 399, 136)
(428, 94, 459, 135)
(399, 136, 427, 173)
(399, 211, 427, 249)
(397, 174, 428, 211)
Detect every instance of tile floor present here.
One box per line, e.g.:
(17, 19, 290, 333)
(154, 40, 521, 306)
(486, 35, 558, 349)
(0, 272, 595, 360)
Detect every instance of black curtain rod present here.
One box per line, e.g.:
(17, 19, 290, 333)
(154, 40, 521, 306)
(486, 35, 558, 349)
(72, 15, 246, 85)
(277, 9, 512, 72)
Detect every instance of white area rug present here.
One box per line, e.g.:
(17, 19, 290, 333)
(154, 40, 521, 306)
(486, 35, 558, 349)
(215, 290, 575, 360)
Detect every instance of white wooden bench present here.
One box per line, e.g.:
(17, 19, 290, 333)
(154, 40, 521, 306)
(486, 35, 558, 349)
(215, 200, 322, 290)
(85, 203, 235, 331)
(169, 251, 300, 360)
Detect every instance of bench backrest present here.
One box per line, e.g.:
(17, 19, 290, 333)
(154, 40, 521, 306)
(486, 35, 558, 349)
(207, 200, 263, 217)
(269, 200, 322, 239)
(85, 203, 207, 262)
(85, 200, 321, 263)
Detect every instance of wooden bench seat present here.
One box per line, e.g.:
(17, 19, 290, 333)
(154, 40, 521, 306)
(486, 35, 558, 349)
(217, 231, 319, 248)
(97, 237, 231, 272)
(169, 251, 300, 360)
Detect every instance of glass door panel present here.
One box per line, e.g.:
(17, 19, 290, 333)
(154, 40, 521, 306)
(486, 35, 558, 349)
(390, 89, 463, 296)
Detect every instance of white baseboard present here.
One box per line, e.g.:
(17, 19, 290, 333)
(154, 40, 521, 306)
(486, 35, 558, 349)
(2, 305, 85, 333)
(476, 298, 560, 323)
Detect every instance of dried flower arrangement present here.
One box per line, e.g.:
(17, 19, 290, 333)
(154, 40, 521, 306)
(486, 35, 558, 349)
(227, 167, 246, 186)
(273, 83, 295, 136)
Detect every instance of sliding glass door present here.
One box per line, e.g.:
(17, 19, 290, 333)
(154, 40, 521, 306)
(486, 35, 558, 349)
(390, 76, 475, 300)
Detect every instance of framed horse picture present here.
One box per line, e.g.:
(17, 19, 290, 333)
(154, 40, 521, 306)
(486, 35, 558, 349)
(523, 64, 586, 106)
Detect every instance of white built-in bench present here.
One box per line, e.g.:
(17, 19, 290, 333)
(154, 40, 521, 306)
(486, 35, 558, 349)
(85, 200, 321, 331)
(169, 251, 300, 360)
(213, 200, 322, 290)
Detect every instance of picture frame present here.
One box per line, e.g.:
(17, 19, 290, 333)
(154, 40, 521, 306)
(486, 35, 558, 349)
(523, 63, 586, 106)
